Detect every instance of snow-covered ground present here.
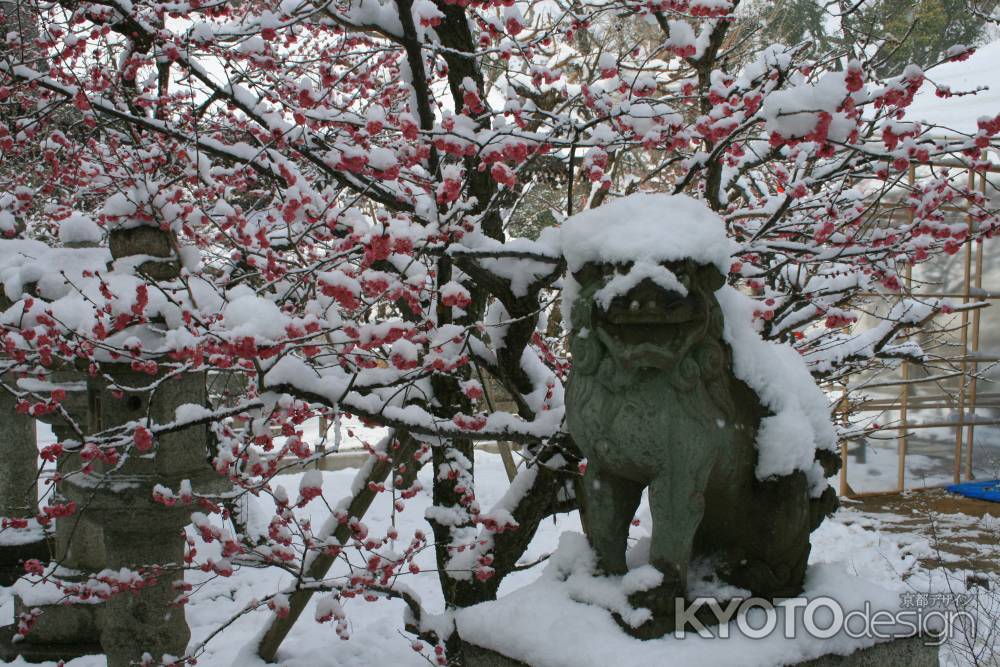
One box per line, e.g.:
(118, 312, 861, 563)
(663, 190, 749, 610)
(840, 411, 1000, 493)
(7, 431, 581, 667)
(4, 433, 997, 666)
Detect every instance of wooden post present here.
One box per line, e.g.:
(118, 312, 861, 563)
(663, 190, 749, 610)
(839, 441, 849, 497)
(475, 368, 518, 482)
(316, 414, 330, 470)
(497, 442, 518, 482)
(897, 320, 910, 490)
(838, 389, 849, 497)
(963, 170, 986, 480)
(952, 166, 975, 484)
(898, 164, 915, 492)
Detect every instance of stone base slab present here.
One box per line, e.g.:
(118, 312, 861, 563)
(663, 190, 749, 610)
(797, 633, 938, 666)
(12, 596, 104, 648)
(461, 635, 939, 667)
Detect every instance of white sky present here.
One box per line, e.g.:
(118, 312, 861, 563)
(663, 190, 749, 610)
(907, 39, 1000, 134)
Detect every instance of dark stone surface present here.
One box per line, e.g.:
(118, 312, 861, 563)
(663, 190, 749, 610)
(88, 366, 210, 480)
(565, 259, 839, 638)
(461, 641, 532, 667)
(13, 592, 104, 650)
(108, 227, 179, 280)
(0, 383, 38, 523)
(797, 635, 940, 666)
(0, 624, 103, 663)
(0, 539, 49, 587)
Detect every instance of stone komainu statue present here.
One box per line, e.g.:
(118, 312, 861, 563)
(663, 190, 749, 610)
(562, 195, 840, 639)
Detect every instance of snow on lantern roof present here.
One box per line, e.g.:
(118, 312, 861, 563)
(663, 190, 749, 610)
(560, 193, 738, 274)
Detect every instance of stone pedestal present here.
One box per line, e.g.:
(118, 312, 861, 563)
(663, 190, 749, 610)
(459, 636, 939, 667)
(73, 482, 192, 667)
(0, 380, 39, 520)
(0, 538, 46, 589)
(0, 624, 102, 664)
(47, 371, 106, 570)
(0, 374, 48, 586)
(1, 370, 105, 663)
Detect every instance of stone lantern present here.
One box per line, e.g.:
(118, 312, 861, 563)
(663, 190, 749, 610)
(59, 221, 223, 667)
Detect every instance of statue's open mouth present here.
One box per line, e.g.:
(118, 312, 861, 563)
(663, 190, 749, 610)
(588, 284, 706, 357)
(601, 305, 690, 326)
(597, 288, 696, 326)
(595, 313, 701, 356)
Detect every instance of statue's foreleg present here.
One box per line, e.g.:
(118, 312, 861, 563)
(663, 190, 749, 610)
(647, 471, 710, 596)
(581, 463, 643, 575)
(619, 474, 711, 638)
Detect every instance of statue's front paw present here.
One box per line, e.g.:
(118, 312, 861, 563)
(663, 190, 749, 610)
(612, 565, 686, 640)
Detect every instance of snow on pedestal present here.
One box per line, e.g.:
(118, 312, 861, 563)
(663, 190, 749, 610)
(456, 533, 935, 667)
